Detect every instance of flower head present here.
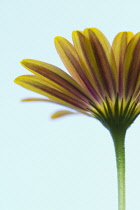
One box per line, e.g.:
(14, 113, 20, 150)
(14, 28, 140, 131)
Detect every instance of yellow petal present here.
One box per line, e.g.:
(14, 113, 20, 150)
(21, 59, 93, 103)
(54, 37, 101, 101)
(112, 32, 134, 71)
(112, 32, 134, 97)
(72, 30, 104, 100)
(123, 33, 140, 98)
(83, 28, 117, 98)
(14, 75, 89, 111)
(22, 98, 54, 102)
(54, 37, 84, 85)
(51, 110, 76, 119)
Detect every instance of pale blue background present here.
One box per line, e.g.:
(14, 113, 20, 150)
(1, 0, 140, 209)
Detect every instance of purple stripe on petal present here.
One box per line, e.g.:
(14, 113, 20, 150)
(22, 62, 92, 104)
(118, 33, 128, 97)
(73, 31, 106, 98)
(61, 44, 101, 102)
(22, 78, 89, 110)
(126, 38, 140, 97)
(88, 29, 116, 98)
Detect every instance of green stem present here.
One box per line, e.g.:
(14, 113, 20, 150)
(110, 129, 126, 210)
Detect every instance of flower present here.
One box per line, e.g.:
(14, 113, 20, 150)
(14, 28, 140, 209)
(14, 28, 140, 132)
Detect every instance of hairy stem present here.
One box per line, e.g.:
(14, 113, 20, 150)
(110, 129, 126, 210)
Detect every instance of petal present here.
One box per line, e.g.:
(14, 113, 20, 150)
(133, 75, 140, 101)
(54, 36, 83, 85)
(54, 36, 101, 101)
(14, 75, 90, 111)
(123, 33, 140, 98)
(51, 110, 76, 119)
(22, 98, 93, 118)
(83, 28, 117, 98)
(22, 98, 55, 102)
(112, 32, 134, 96)
(72, 30, 105, 99)
(21, 59, 93, 104)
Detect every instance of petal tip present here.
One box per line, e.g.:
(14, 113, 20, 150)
(50, 110, 76, 119)
(54, 36, 63, 42)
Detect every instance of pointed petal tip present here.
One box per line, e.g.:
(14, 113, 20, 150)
(20, 58, 34, 65)
(14, 75, 26, 82)
(50, 110, 76, 119)
(14, 76, 21, 84)
(20, 58, 28, 65)
(21, 98, 41, 102)
(54, 36, 64, 43)
(21, 98, 32, 102)
(20, 59, 30, 69)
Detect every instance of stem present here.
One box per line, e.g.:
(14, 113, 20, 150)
(110, 129, 126, 210)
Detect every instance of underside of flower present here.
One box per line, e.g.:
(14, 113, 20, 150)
(14, 28, 140, 131)
(90, 95, 139, 130)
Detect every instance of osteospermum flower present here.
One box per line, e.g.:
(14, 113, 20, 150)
(14, 28, 140, 210)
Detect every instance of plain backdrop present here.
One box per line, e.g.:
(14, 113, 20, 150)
(1, 0, 140, 209)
